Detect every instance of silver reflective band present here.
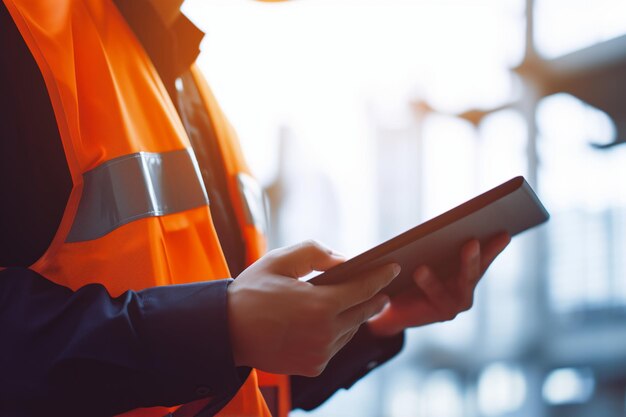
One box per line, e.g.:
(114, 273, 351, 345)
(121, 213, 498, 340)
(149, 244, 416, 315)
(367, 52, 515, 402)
(237, 173, 269, 234)
(66, 149, 209, 242)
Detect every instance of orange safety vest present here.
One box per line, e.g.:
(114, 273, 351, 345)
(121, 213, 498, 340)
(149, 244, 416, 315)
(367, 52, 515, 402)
(3, 0, 290, 416)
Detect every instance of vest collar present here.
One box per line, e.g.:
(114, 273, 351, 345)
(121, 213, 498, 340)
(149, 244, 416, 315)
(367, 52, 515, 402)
(113, 0, 205, 88)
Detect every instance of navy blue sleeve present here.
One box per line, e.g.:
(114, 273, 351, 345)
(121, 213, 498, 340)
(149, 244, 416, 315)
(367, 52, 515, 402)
(290, 325, 404, 411)
(0, 267, 248, 417)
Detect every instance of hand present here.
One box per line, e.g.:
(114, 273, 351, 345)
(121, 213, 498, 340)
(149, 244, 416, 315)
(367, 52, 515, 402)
(367, 233, 511, 337)
(227, 240, 400, 377)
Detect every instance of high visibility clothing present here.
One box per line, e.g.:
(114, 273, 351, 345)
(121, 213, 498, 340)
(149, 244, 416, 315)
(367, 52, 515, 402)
(3, 0, 289, 415)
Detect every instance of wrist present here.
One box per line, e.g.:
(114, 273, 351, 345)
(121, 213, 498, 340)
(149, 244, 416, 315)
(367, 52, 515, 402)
(226, 280, 247, 368)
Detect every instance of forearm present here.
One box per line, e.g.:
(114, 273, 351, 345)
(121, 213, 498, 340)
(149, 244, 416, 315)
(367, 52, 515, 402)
(0, 268, 246, 417)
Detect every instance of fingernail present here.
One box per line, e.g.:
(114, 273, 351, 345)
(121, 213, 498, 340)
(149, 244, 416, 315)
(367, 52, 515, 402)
(329, 250, 346, 259)
(392, 264, 401, 277)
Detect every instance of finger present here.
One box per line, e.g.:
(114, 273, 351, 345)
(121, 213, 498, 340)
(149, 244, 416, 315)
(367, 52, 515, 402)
(460, 239, 481, 286)
(368, 300, 440, 335)
(413, 266, 456, 318)
(269, 240, 346, 278)
(336, 293, 389, 332)
(322, 263, 400, 311)
(480, 233, 511, 272)
(330, 325, 361, 358)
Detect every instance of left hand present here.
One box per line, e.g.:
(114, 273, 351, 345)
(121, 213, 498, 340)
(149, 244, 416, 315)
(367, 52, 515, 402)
(367, 233, 511, 337)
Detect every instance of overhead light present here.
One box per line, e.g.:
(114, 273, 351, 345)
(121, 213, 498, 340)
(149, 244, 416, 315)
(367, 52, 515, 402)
(542, 367, 595, 405)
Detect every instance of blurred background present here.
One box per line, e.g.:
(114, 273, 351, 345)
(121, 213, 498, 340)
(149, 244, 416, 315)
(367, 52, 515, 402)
(184, 0, 626, 416)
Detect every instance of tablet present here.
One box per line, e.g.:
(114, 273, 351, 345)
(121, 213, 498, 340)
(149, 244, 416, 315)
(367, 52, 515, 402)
(308, 176, 549, 296)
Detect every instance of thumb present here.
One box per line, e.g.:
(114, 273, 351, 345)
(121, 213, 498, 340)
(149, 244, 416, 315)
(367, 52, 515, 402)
(268, 240, 346, 278)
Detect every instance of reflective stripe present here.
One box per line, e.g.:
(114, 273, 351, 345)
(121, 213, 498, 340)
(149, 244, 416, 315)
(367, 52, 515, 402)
(66, 149, 209, 242)
(237, 173, 269, 234)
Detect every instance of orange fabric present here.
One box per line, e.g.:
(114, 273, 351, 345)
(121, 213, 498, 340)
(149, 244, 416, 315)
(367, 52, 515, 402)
(3, 0, 273, 416)
(256, 371, 292, 417)
(189, 66, 268, 265)
(36, 207, 229, 295)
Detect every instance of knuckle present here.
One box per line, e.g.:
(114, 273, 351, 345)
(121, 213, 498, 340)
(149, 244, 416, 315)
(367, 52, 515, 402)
(298, 362, 316, 377)
(302, 354, 329, 377)
(363, 277, 380, 299)
(314, 324, 335, 345)
(302, 239, 323, 253)
(359, 309, 370, 324)
(302, 239, 318, 247)
(303, 364, 325, 377)
(339, 328, 359, 350)
(264, 248, 285, 263)
(263, 248, 279, 260)
(308, 302, 325, 317)
(444, 309, 458, 321)
(308, 297, 334, 316)
(326, 295, 343, 312)
(362, 303, 379, 323)
(269, 246, 284, 255)
(315, 363, 328, 376)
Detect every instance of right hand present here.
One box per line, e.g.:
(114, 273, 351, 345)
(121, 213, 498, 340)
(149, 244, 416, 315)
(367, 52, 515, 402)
(227, 240, 400, 377)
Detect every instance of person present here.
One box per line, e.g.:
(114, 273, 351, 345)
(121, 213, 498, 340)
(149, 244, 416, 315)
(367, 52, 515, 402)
(0, 0, 511, 416)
